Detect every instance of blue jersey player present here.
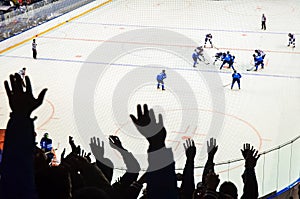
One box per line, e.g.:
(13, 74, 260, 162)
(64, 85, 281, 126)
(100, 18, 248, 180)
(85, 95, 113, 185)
(220, 51, 233, 70)
(253, 54, 264, 71)
(255, 49, 266, 59)
(157, 70, 167, 90)
(229, 55, 236, 70)
(231, 70, 241, 90)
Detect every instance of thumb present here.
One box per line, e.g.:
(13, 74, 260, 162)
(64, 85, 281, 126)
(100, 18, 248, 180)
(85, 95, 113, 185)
(130, 114, 138, 124)
(37, 88, 48, 106)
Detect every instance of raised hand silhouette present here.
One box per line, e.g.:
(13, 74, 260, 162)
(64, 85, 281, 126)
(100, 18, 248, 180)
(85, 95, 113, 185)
(241, 143, 260, 169)
(109, 135, 140, 173)
(207, 137, 218, 158)
(60, 148, 66, 161)
(130, 104, 177, 199)
(69, 136, 80, 154)
(90, 137, 105, 161)
(241, 143, 260, 198)
(184, 138, 196, 161)
(0, 74, 47, 199)
(130, 104, 166, 152)
(241, 143, 255, 159)
(89, 137, 114, 183)
(4, 73, 47, 117)
(109, 135, 126, 151)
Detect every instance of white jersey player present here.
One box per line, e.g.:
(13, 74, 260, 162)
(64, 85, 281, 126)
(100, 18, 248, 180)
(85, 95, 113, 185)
(18, 67, 26, 87)
(288, 33, 295, 48)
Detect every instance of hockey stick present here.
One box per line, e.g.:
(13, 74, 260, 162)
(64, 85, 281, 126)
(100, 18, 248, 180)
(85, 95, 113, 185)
(213, 45, 220, 50)
(246, 66, 255, 71)
(199, 55, 210, 65)
(223, 83, 231, 87)
(246, 60, 256, 71)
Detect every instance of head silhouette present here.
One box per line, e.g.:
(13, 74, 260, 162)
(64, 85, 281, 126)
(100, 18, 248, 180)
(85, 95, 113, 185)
(219, 181, 238, 199)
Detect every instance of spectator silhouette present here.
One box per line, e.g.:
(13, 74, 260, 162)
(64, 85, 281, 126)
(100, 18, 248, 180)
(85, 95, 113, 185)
(89, 136, 114, 183)
(0, 73, 264, 199)
(180, 138, 196, 199)
(130, 104, 177, 199)
(0, 73, 47, 199)
(109, 135, 141, 198)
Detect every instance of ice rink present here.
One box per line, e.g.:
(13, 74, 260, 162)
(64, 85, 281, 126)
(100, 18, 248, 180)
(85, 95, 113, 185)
(0, 0, 300, 197)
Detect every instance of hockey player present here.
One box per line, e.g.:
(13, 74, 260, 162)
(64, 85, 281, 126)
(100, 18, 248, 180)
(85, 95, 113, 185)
(204, 33, 213, 48)
(253, 54, 264, 71)
(193, 46, 204, 65)
(192, 51, 201, 67)
(231, 70, 241, 90)
(288, 33, 295, 48)
(194, 46, 209, 64)
(157, 70, 167, 90)
(261, 14, 266, 30)
(229, 55, 236, 70)
(219, 51, 232, 70)
(213, 52, 225, 65)
(18, 67, 26, 79)
(195, 46, 204, 57)
(32, 39, 37, 59)
(18, 67, 26, 87)
(255, 49, 266, 59)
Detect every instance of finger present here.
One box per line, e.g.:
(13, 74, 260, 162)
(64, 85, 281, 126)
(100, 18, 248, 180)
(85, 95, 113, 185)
(109, 136, 114, 144)
(137, 104, 142, 118)
(207, 140, 209, 148)
(97, 137, 100, 146)
(90, 137, 93, 145)
(187, 138, 191, 147)
(149, 109, 156, 123)
(256, 154, 261, 160)
(4, 80, 12, 98)
(183, 143, 187, 151)
(186, 138, 189, 147)
(158, 113, 163, 126)
(10, 74, 17, 92)
(143, 104, 149, 117)
(101, 141, 104, 148)
(130, 114, 138, 124)
(191, 139, 195, 147)
(185, 139, 189, 148)
(25, 76, 32, 94)
(254, 150, 258, 157)
(36, 88, 47, 106)
(14, 73, 23, 93)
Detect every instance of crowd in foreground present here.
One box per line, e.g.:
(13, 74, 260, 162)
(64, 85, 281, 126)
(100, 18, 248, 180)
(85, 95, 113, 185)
(0, 73, 277, 199)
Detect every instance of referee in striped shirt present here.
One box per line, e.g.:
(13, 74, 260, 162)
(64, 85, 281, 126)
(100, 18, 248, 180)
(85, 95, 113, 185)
(32, 39, 37, 59)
